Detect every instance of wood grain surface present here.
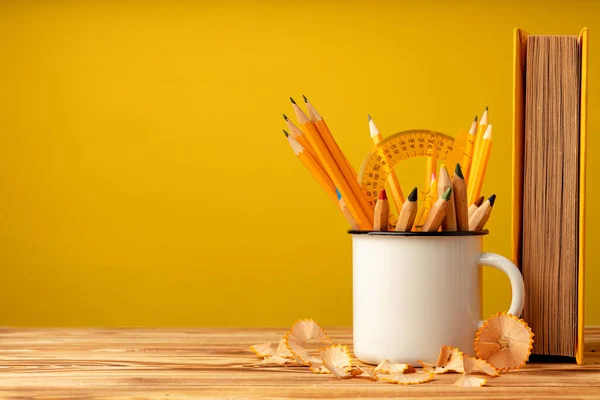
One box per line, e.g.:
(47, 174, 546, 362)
(0, 327, 599, 399)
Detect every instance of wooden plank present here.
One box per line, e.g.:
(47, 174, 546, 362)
(0, 327, 598, 398)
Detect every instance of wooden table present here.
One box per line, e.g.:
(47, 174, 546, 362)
(1, 327, 599, 399)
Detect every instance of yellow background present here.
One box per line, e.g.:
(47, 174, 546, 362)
(0, 1, 597, 326)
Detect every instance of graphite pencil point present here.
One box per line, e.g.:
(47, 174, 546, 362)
(455, 163, 464, 179)
(290, 97, 296, 104)
(408, 187, 418, 202)
(283, 129, 289, 137)
(302, 95, 308, 103)
(282, 113, 288, 121)
(488, 194, 496, 206)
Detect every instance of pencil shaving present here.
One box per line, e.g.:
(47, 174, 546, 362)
(453, 374, 487, 387)
(260, 354, 299, 366)
(463, 355, 499, 376)
(356, 366, 378, 380)
(474, 312, 534, 371)
(373, 360, 414, 374)
(377, 370, 434, 385)
(250, 342, 277, 358)
(318, 344, 352, 377)
(418, 345, 464, 374)
(284, 319, 332, 369)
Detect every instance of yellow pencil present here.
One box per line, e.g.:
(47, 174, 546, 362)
(285, 131, 338, 206)
(462, 115, 478, 183)
(290, 98, 372, 229)
(422, 187, 452, 232)
(471, 107, 489, 177)
(301, 97, 373, 220)
(368, 115, 405, 210)
(468, 124, 493, 204)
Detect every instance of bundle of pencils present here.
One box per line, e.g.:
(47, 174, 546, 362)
(371, 165, 496, 233)
(282, 99, 495, 232)
(283, 97, 373, 230)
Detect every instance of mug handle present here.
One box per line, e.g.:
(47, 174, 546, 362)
(478, 252, 525, 323)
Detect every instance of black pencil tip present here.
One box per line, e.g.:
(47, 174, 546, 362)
(474, 115, 478, 122)
(455, 163, 464, 179)
(488, 194, 496, 206)
(283, 129, 289, 137)
(408, 187, 418, 202)
(290, 97, 296, 105)
(302, 95, 308, 103)
(485, 106, 489, 112)
(282, 113, 288, 121)
(368, 114, 372, 121)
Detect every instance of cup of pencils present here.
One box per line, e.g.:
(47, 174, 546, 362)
(281, 98, 525, 364)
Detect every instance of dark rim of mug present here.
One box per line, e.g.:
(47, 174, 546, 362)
(348, 230, 489, 237)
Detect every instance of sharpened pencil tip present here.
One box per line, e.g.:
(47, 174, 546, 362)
(488, 194, 496, 206)
(408, 187, 418, 202)
(368, 114, 372, 121)
(455, 163, 464, 179)
(442, 187, 452, 200)
(282, 113, 288, 121)
(302, 95, 308, 103)
(290, 97, 296, 105)
(283, 129, 289, 137)
(336, 188, 341, 200)
(485, 106, 488, 112)
(378, 189, 387, 200)
(474, 115, 478, 122)
(474, 196, 485, 207)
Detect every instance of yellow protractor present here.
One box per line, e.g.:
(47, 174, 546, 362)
(358, 129, 469, 229)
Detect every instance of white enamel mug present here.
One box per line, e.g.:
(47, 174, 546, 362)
(351, 231, 524, 365)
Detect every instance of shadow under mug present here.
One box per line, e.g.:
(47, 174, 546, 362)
(349, 230, 525, 365)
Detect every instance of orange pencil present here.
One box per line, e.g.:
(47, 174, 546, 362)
(285, 131, 338, 206)
(337, 189, 360, 230)
(303, 97, 373, 220)
(283, 114, 324, 171)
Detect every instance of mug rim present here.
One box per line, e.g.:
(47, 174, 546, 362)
(348, 230, 489, 237)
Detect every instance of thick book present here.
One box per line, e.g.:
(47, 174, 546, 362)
(511, 28, 588, 364)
